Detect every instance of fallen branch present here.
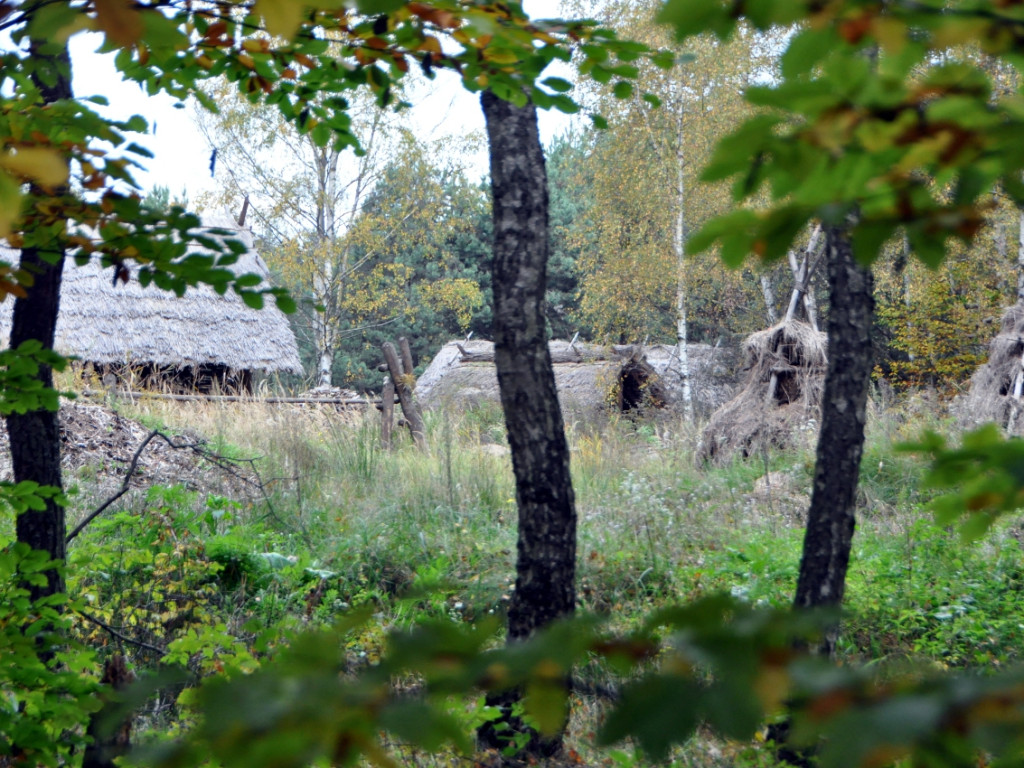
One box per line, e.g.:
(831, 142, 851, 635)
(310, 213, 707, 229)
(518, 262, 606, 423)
(66, 430, 160, 544)
(76, 610, 166, 656)
(66, 429, 271, 544)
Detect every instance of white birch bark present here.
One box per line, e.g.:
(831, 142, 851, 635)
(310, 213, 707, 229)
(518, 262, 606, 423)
(672, 94, 692, 421)
(309, 112, 382, 387)
(312, 140, 340, 387)
(1017, 207, 1024, 301)
(760, 273, 779, 324)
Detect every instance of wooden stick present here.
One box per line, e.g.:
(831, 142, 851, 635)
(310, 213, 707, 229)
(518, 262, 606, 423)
(382, 342, 426, 449)
(399, 337, 415, 380)
(381, 376, 395, 450)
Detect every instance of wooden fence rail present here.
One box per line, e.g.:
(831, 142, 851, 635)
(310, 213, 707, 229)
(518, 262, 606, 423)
(80, 389, 386, 407)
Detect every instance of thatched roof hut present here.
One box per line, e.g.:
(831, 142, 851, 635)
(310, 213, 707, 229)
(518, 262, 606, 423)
(414, 339, 740, 415)
(0, 213, 302, 391)
(698, 320, 827, 464)
(958, 302, 1024, 434)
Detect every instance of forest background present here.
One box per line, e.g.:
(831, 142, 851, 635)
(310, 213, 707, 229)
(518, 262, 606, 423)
(182, 0, 1018, 397)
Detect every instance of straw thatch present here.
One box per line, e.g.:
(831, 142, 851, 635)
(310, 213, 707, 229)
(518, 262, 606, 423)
(958, 302, 1024, 434)
(414, 339, 740, 415)
(698, 320, 827, 464)
(0, 213, 302, 391)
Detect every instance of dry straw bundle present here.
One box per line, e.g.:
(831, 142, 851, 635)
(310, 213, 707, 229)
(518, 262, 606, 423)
(959, 302, 1024, 434)
(698, 320, 826, 464)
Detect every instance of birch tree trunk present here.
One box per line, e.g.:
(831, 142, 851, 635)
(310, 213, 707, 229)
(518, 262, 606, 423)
(477, 90, 576, 759)
(793, 222, 874, 655)
(672, 89, 693, 420)
(1017, 207, 1024, 301)
(760, 272, 780, 324)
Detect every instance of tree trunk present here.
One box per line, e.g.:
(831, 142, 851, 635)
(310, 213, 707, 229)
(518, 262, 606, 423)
(478, 90, 576, 759)
(1017, 207, 1024, 302)
(760, 272, 779, 324)
(315, 326, 335, 387)
(8, 43, 72, 602)
(673, 94, 693, 421)
(793, 223, 874, 654)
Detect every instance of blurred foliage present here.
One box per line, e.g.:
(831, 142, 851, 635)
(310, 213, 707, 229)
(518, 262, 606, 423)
(0, 545, 99, 766)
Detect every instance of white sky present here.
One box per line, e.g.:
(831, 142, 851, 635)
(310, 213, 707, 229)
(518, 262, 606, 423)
(67, 1, 578, 202)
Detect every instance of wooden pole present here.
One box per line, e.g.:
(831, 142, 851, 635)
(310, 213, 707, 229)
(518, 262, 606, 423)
(381, 376, 395, 450)
(382, 342, 426, 449)
(398, 337, 415, 381)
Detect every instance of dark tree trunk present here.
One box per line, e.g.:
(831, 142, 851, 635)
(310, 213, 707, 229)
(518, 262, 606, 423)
(477, 90, 576, 758)
(8, 43, 72, 601)
(793, 223, 874, 653)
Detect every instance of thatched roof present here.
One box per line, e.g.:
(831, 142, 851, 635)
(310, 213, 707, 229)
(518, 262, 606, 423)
(698, 320, 827, 464)
(958, 302, 1024, 434)
(414, 339, 740, 415)
(0, 213, 302, 376)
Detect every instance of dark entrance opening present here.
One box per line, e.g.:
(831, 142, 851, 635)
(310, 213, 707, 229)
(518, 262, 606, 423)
(617, 359, 667, 413)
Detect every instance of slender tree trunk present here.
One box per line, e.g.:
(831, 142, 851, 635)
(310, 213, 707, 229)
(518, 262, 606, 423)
(793, 223, 874, 654)
(1017, 207, 1024, 302)
(314, 317, 336, 387)
(8, 43, 72, 602)
(673, 96, 693, 420)
(760, 272, 780, 324)
(478, 90, 576, 759)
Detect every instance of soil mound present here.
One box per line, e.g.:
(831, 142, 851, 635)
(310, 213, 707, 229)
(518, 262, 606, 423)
(1, 399, 260, 512)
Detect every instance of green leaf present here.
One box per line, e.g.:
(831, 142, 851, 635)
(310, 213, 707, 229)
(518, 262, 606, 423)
(253, 0, 304, 40)
(379, 701, 470, 753)
(599, 675, 701, 759)
(657, 0, 733, 40)
(274, 292, 297, 314)
(651, 49, 676, 70)
(612, 81, 633, 99)
(542, 77, 573, 93)
(687, 210, 759, 260)
(25, 1, 80, 41)
(851, 222, 896, 265)
(781, 28, 837, 78)
(240, 291, 264, 310)
(523, 680, 568, 736)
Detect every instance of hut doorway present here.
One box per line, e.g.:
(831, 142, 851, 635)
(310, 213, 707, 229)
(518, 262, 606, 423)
(617, 359, 666, 413)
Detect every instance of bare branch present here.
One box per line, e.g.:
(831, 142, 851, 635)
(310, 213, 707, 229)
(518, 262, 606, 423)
(76, 609, 167, 656)
(66, 430, 160, 544)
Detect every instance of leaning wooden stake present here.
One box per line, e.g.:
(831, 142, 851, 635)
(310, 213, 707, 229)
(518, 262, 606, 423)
(766, 224, 825, 405)
(381, 376, 395, 450)
(399, 337, 415, 380)
(382, 342, 426, 449)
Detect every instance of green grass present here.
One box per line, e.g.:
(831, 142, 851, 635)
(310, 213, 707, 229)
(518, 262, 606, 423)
(49, 393, 1024, 766)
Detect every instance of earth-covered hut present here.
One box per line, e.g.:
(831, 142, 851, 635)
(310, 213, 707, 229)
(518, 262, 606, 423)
(414, 338, 740, 416)
(0, 213, 303, 393)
